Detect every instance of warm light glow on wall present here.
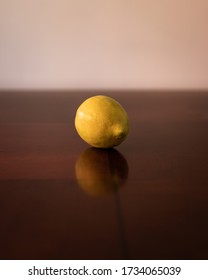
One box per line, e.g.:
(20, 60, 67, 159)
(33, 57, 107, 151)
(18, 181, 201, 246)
(0, 0, 208, 89)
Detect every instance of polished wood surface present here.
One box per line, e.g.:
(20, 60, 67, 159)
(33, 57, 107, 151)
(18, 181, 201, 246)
(0, 90, 208, 260)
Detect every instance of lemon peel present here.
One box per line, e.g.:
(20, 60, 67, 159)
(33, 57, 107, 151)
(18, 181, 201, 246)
(75, 95, 129, 148)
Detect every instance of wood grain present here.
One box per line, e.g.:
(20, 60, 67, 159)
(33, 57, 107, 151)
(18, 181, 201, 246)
(0, 90, 208, 259)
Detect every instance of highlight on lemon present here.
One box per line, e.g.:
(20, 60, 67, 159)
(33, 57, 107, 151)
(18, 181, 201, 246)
(75, 95, 129, 148)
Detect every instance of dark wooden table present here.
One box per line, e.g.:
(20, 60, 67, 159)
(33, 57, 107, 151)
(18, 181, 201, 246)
(0, 90, 208, 260)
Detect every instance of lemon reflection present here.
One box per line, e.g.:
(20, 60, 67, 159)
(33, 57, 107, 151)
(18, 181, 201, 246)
(75, 148, 129, 196)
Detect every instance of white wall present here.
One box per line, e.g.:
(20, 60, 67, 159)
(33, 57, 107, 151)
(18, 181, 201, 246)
(0, 0, 208, 89)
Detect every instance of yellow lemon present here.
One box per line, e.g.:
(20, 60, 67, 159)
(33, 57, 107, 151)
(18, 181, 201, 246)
(75, 95, 129, 148)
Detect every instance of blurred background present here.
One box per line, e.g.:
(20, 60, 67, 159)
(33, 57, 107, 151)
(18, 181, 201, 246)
(0, 0, 208, 90)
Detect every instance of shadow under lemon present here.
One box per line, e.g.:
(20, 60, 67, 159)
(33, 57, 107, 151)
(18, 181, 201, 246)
(75, 148, 129, 196)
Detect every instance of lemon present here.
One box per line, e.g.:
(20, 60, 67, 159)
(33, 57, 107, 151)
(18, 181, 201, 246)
(75, 95, 129, 148)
